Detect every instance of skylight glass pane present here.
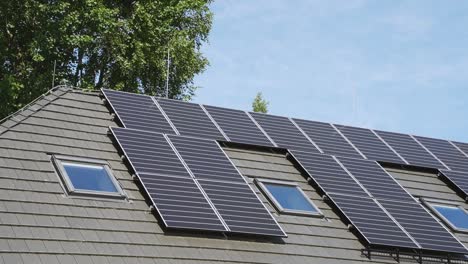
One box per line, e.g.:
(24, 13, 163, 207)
(433, 205, 468, 230)
(264, 183, 318, 213)
(63, 162, 118, 193)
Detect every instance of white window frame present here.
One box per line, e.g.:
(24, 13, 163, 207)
(422, 198, 468, 233)
(52, 155, 126, 198)
(256, 179, 322, 217)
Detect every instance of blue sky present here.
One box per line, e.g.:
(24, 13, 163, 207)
(193, 1, 468, 142)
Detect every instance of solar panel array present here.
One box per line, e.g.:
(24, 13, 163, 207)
(203, 105, 274, 147)
(156, 98, 227, 141)
(102, 89, 175, 134)
(167, 135, 285, 237)
(291, 150, 468, 254)
(329, 194, 417, 249)
(379, 200, 468, 254)
(250, 113, 319, 153)
(335, 125, 405, 164)
(293, 119, 363, 159)
(111, 127, 285, 237)
(415, 136, 468, 172)
(103, 89, 468, 254)
(110, 127, 226, 231)
(375, 130, 445, 169)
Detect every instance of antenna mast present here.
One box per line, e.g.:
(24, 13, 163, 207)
(165, 48, 170, 98)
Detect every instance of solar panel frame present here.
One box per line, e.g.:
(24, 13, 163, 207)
(415, 136, 468, 172)
(167, 134, 287, 237)
(438, 170, 468, 200)
(379, 200, 468, 254)
(101, 89, 175, 134)
(375, 130, 445, 169)
(250, 112, 320, 153)
(293, 118, 364, 159)
(335, 125, 406, 164)
(203, 105, 275, 147)
(289, 151, 371, 198)
(109, 127, 228, 232)
(328, 194, 419, 249)
(156, 98, 227, 141)
(336, 157, 416, 203)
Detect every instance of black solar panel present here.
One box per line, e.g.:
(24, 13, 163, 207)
(337, 157, 415, 203)
(438, 170, 468, 200)
(111, 127, 191, 178)
(167, 134, 286, 237)
(293, 119, 363, 159)
(102, 89, 175, 134)
(198, 179, 286, 237)
(451, 141, 468, 161)
(110, 127, 227, 231)
(335, 125, 405, 164)
(167, 135, 246, 184)
(329, 194, 418, 249)
(203, 105, 274, 147)
(157, 98, 226, 140)
(250, 112, 319, 153)
(290, 151, 370, 198)
(415, 136, 468, 171)
(375, 130, 444, 169)
(379, 200, 468, 254)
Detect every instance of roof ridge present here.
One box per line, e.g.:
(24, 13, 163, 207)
(0, 85, 78, 136)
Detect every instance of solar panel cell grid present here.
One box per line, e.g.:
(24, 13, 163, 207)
(415, 136, 468, 172)
(438, 170, 468, 199)
(168, 135, 246, 184)
(379, 200, 468, 254)
(337, 157, 415, 203)
(102, 89, 175, 134)
(290, 151, 370, 198)
(250, 112, 320, 153)
(329, 194, 417, 249)
(198, 179, 286, 237)
(375, 130, 444, 169)
(335, 125, 405, 164)
(157, 98, 226, 141)
(204, 105, 274, 146)
(293, 118, 363, 159)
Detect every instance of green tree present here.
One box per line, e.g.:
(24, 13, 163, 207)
(252, 92, 269, 113)
(0, 0, 212, 118)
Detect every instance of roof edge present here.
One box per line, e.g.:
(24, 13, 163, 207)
(0, 85, 92, 136)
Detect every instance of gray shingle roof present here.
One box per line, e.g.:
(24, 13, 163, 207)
(0, 87, 466, 263)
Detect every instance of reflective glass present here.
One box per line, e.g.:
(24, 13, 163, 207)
(264, 183, 318, 212)
(433, 205, 468, 230)
(63, 162, 118, 193)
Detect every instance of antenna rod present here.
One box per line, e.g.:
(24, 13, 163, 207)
(52, 60, 57, 88)
(165, 48, 170, 98)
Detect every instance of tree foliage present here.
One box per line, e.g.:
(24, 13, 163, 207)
(252, 92, 269, 113)
(0, 0, 212, 118)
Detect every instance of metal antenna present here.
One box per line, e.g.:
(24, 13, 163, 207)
(165, 48, 170, 98)
(52, 60, 57, 88)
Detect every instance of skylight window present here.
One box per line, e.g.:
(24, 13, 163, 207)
(426, 201, 468, 232)
(257, 179, 321, 216)
(53, 155, 125, 198)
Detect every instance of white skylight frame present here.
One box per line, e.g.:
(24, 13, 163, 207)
(256, 178, 322, 217)
(52, 155, 126, 198)
(422, 198, 468, 233)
